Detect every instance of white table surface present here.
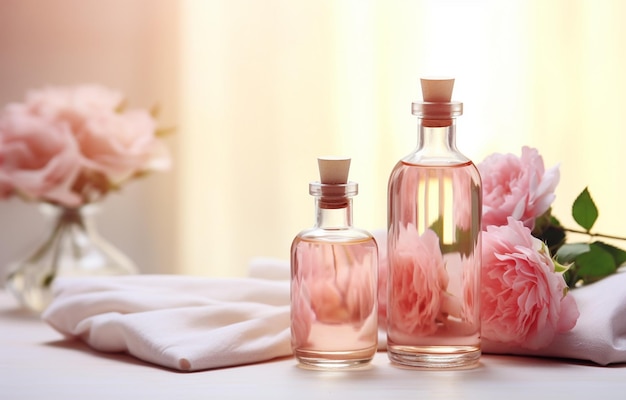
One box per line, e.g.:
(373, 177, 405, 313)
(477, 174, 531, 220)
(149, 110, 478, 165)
(1, 290, 625, 400)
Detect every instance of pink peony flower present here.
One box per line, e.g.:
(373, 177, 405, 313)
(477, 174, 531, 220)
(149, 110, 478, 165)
(0, 105, 82, 206)
(478, 146, 559, 230)
(0, 84, 170, 207)
(387, 226, 449, 337)
(78, 109, 170, 184)
(481, 217, 579, 349)
(24, 85, 124, 124)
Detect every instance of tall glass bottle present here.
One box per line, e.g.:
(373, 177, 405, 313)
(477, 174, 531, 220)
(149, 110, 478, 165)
(387, 78, 482, 368)
(291, 156, 378, 369)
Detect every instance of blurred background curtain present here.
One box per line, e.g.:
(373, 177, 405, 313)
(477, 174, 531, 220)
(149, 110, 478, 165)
(1, 0, 625, 278)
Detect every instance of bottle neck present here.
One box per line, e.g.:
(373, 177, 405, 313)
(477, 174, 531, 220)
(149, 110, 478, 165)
(416, 118, 458, 155)
(309, 181, 357, 230)
(314, 197, 353, 229)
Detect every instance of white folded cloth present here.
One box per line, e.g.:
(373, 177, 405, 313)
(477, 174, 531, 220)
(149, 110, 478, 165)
(483, 271, 626, 365)
(43, 265, 292, 371)
(42, 258, 626, 371)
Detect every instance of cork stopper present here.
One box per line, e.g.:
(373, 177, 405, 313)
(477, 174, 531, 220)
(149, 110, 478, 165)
(317, 156, 350, 184)
(412, 77, 463, 127)
(310, 156, 357, 208)
(421, 78, 454, 102)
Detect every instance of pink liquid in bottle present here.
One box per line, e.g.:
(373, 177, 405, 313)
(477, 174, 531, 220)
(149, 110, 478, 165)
(386, 78, 482, 369)
(291, 157, 378, 369)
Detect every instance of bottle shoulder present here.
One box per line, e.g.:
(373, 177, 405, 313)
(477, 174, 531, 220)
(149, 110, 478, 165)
(399, 149, 473, 167)
(392, 158, 480, 173)
(293, 227, 376, 243)
(389, 158, 482, 186)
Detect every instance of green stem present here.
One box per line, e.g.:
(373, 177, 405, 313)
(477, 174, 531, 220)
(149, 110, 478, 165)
(563, 227, 626, 241)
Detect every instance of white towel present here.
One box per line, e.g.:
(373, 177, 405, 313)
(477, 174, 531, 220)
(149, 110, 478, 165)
(42, 258, 626, 371)
(43, 265, 292, 371)
(482, 271, 626, 365)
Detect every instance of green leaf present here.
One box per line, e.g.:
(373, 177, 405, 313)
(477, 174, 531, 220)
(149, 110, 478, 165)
(572, 187, 598, 231)
(555, 243, 590, 264)
(592, 241, 626, 268)
(576, 243, 616, 281)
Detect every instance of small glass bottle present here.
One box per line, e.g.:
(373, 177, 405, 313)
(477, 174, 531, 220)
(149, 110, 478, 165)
(291, 156, 378, 369)
(386, 78, 482, 368)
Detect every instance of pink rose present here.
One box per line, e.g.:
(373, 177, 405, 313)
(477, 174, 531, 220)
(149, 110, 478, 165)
(77, 110, 170, 184)
(478, 146, 559, 230)
(387, 226, 449, 338)
(0, 105, 82, 206)
(24, 85, 123, 126)
(0, 84, 170, 206)
(481, 217, 579, 349)
(24, 85, 169, 185)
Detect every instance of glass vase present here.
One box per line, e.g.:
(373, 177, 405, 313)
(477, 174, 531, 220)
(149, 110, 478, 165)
(4, 203, 138, 313)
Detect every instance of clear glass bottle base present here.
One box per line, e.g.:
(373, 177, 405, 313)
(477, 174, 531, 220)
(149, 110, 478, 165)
(388, 345, 481, 369)
(295, 346, 377, 370)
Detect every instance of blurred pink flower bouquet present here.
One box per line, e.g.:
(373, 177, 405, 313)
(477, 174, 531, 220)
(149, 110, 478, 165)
(0, 84, 171, 207)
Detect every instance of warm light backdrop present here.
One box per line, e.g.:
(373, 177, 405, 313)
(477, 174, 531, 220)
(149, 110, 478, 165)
(1, 0, 624, 278)
(177, 0, 626, 276)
